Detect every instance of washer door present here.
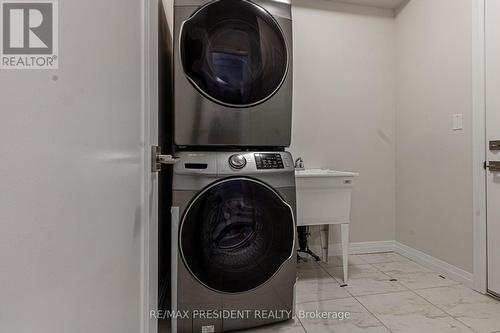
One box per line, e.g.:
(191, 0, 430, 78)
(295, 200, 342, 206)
(180, 0, 288, 108)
(180, 178, 295, 293)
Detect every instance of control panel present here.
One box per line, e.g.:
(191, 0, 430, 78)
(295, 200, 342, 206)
(254, 153, 284, 170)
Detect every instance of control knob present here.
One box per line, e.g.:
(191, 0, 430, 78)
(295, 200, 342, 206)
(229, 154, 247, 169)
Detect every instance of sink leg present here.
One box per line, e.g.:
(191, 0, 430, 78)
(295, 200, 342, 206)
(320, 225, 329, 262)
(341, 223, 350, 284)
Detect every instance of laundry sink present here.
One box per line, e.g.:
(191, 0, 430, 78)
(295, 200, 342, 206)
(295, 168, 359, 273)
(295, 169, 359, 226)
(295, 168, 359, 178)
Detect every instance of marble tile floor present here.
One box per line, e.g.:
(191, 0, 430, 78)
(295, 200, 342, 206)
(243, 252, 500, 333)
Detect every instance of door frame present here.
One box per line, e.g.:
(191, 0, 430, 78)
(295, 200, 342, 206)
(472, 0, 487, 294)
(141, 0, 159, 332)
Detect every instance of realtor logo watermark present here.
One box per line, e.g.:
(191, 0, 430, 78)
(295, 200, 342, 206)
(1, 0, 58, 69)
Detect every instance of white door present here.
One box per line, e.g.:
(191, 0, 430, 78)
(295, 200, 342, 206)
(0, 0, 157, 332)
(486, 0, 500, 297)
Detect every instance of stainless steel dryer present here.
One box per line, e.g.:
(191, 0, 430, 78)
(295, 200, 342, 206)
(173, 0, 293, 147)
(170, 151, 297, 332)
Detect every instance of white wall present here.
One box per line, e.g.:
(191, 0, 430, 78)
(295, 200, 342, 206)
(291, 0, 397, 243)
(395, 0, 474, 272)
(292, 0, 475, 274)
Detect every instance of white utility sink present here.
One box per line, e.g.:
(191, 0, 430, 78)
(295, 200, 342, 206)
(295, 169, 359, 226)
(295, 168, 359, 282)
(295, 168, 359, 178)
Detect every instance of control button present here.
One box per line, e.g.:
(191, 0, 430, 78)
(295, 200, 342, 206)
(229, 154, 247, 169)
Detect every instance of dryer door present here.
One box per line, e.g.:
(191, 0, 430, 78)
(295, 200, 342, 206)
(180, 0, 288, 108)
(179, 177, 295, 293)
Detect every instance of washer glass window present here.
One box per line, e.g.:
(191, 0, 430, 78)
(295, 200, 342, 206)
(180, 0, 288, 107)
(180, 178, 294, 293)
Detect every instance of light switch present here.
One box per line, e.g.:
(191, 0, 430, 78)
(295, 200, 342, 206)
(453, 114, 463, 130)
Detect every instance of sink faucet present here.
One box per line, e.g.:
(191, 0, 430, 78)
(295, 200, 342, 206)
(295, 157, 305, 170)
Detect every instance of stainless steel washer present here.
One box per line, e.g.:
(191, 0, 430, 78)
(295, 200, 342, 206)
(172, 0, 293, 147)
(170, 151, 297, 332)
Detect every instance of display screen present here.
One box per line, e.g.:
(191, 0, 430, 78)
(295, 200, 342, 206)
(254, 153, 284, 170)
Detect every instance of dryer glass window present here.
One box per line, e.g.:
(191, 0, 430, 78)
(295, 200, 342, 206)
(180, 0, 288, 107)
(180, 178, 294, 293)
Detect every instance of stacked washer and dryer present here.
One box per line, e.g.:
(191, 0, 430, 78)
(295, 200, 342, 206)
(160, 1, 296, 332)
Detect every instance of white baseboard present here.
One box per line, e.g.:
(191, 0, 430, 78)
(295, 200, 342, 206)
(309, 240, 395, 257)
(307, 240, 474, 289)
(394, 241, 474, 289)
(348, 240, 396, 255)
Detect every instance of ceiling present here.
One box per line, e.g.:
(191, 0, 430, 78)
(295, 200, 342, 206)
(329, 0, 408, 10)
